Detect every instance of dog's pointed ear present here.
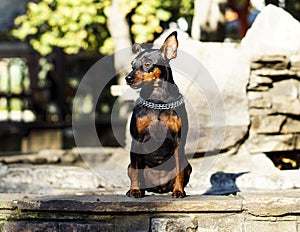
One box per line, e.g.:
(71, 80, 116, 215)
(161, 31, 178, 60)
(132, 43, 145, 54)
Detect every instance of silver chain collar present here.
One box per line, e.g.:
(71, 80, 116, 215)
(136, 95, 185, 110)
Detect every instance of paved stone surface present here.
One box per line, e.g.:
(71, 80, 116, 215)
(1, 146, 300, 195)
(0, 165, 100, 194)
(0, 148, 80, 165)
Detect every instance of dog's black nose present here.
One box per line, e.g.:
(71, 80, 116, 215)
(125, 75, 134, 84)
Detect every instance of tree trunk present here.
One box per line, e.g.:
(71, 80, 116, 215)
(107, 0, 132, 83)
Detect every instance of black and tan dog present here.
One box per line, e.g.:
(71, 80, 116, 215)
(125, 31, 192, 198)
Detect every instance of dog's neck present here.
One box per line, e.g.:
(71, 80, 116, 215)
(140, 66, 181, 103)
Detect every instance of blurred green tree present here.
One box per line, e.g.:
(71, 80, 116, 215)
(12, 0, 193, 56)
(12, 0, 111, 55)
(120, 0, 193, 43)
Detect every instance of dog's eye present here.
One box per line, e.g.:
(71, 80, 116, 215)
(143, 62, 152, 71)
(145, 62, 152, 67)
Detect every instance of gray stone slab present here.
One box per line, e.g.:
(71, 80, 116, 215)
(2, 222, 58, 232)
(248, 97, 272, 110)
(0, 194, 28, 210)
(0, 149, 80, 165)
(251, 55, 290, 70)
(251, 115, 286, 134)
(246, 133, 300, 153)
(250, 75, 273, 85)
(252, 68, 297, 76)
(151, 216, 197, 232)
(244, 220, 297, 232)
(282, 117, 300, 133)
(14, 194, 243, 213)
(2, 222, 114, 232)
(195, 213, 244, 232)
(269, 79, 300, 115)
(58, 222, 113, 232)
(247, 83, 270, 91)
(0, 165, 100, 194)
(239, 191, 300, 216)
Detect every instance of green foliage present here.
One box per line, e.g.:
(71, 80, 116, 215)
(13, 0, 111, 55)
(12, 0, 193, 55)
(121, 0, 193, 43)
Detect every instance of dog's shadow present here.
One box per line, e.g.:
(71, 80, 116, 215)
(203, 171, 249, 196)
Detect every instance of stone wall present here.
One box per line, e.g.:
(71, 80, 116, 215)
(246, 55, 300, 153)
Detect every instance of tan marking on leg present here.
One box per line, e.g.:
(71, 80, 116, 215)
(172, 146, 186, 197)
(128, 161, 144, 198)
(128, 164, 140, 190)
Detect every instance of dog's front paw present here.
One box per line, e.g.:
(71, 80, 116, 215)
(126, 189, 145, 198)
(172, 189, 186, 198)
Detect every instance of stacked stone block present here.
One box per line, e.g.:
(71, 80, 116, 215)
(247, 55, 300, 153)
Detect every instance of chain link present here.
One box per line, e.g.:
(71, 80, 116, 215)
(136, 95, 185, 110)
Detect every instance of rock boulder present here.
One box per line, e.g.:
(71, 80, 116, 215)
(241, 5, 300, 56)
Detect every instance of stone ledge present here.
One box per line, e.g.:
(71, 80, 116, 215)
(1, 191, 300, 216)
(240, 191, 300, 217)
(1, 191, 300, 232)
(1, 194, 242, 214)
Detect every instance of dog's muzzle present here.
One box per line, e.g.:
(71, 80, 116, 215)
(125, 74, 135, 85)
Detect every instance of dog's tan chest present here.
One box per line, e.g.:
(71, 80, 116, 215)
(159, 114, 181, 133)
(136, 113, 181, 134)
(136, 113, 158, 134)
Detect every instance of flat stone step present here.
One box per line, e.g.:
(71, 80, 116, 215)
(1, 191, 300, 232)
(9, 194, 243, 213)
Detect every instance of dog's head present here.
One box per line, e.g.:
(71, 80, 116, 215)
(125, 31, 178, 89)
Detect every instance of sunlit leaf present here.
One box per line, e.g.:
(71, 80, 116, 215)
(27, 2, 39, 12)
(132, 14, 146, 24)
(95, 15, 106, 24)
(99, 37, 114, 54)
(14, 15, 26, 26)
(136, 3, 155, 15)
(119, 0, 141, 15)
(64, 46, 80, 54)
(156, 8, 172, 21)
(30, 39, 52, 55)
